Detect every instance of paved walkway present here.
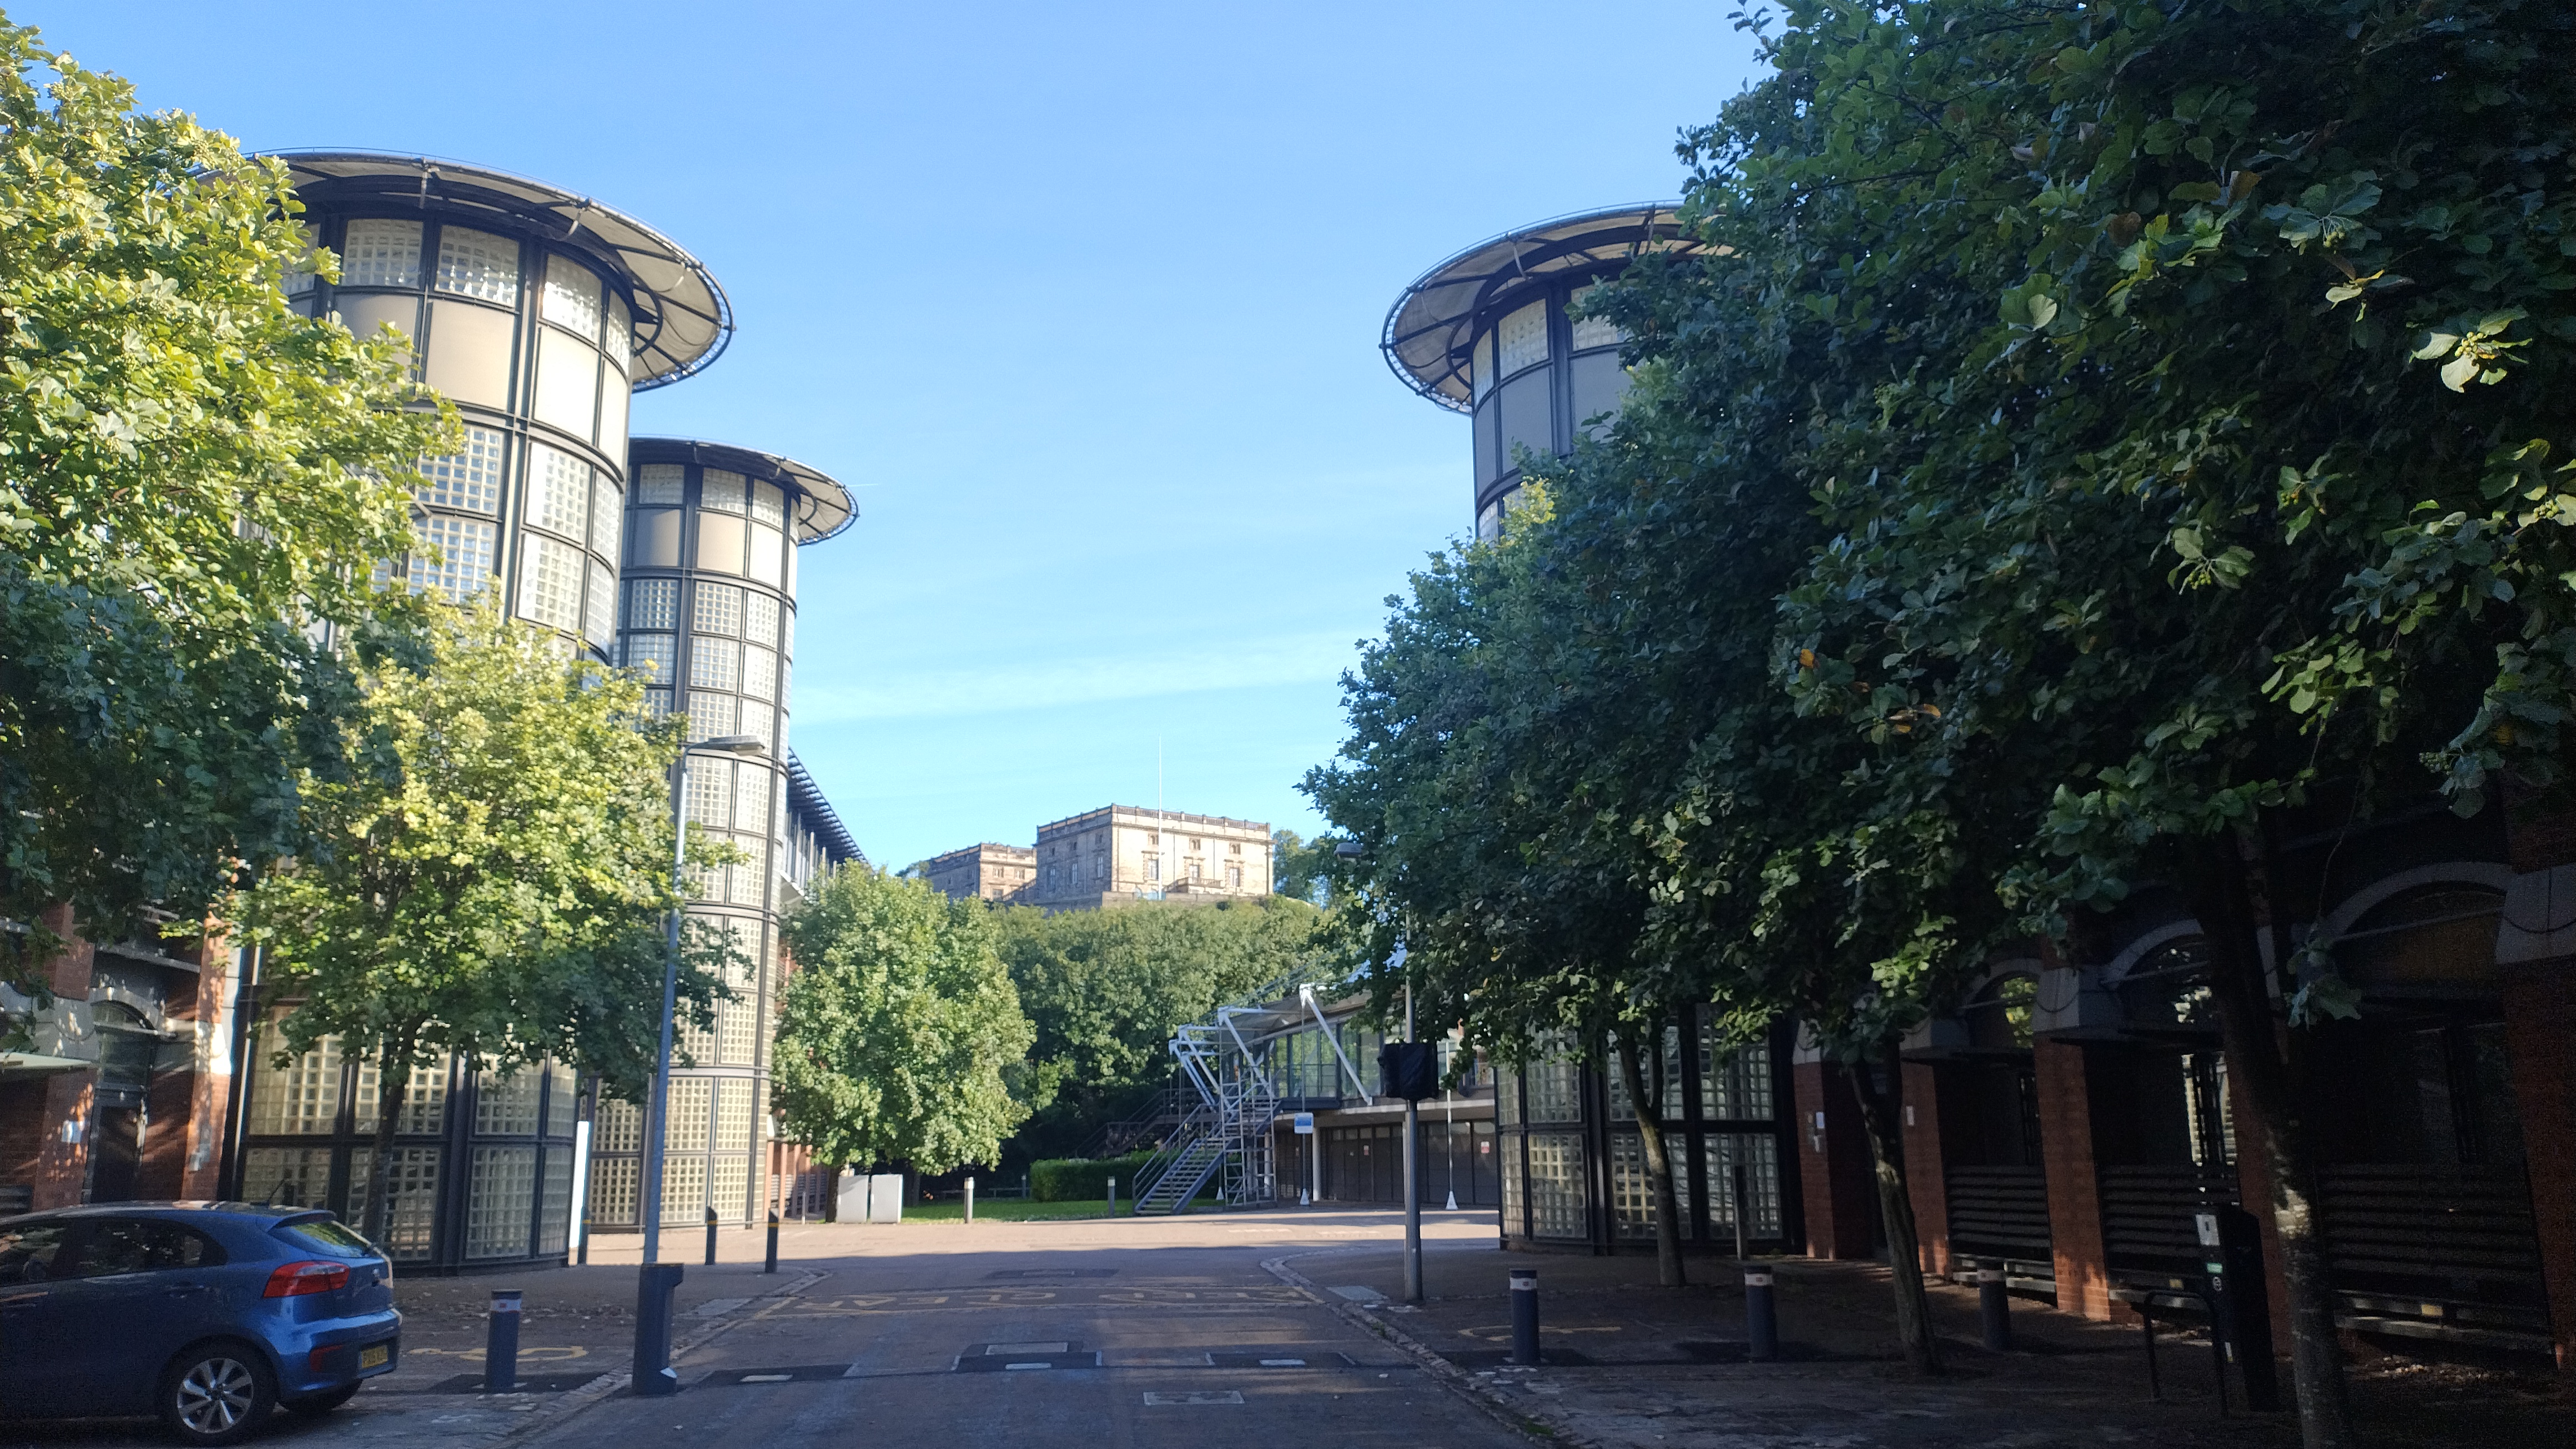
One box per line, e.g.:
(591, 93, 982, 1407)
(1, 1209, 2563, 1449)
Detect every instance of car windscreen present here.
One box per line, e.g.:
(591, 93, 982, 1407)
(274, 1216, 378, 1259)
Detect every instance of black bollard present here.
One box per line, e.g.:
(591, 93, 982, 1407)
(1979, 1260, 2013, 1351)
(576, 1211, 590, 1265)
(1745, 1269, 1778, 1361)
(633, 1262, 683, 1397)
(484, 1290, 522, 1393)
(704, 1206, 718, 1266)
(764, 1211, 779, 1274)
(1509, 1269, 1541, 1366)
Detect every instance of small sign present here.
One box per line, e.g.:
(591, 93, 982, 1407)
(1292, 1113, 1314, 1135)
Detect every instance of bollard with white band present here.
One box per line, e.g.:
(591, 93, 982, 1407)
(1744, 1269, 1778, 1361)
(1979, 1260, 2013, 1351)
(484, 1290, 522, 1393)
(1510, 1269, 1541, 1366)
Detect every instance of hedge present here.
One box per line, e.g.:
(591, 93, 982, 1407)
(1029, 1152, 1156, 1202)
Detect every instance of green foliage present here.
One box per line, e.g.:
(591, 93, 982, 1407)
(995, 896, 1328, 1159)
(0, 14, 453, 989)
(236, 602, 726, 1234)
(1027, 1152, 1154, 1202)
(775, 867, 1035, 1175)
(1269, 828, 1334, 904)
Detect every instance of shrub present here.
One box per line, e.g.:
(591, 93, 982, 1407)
(1029, 1152, 1155, 1202)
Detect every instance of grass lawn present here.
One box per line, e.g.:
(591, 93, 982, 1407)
(896, 1194, 1221, 1224)
(900, 1198, 1118, 1222)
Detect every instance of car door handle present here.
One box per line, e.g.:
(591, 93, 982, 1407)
(164, 1284, 211, 1297)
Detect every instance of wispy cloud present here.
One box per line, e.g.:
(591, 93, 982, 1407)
(794, 630, 1367, 723)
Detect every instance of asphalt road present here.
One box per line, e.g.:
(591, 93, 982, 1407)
(550, 1210, 1520, 1449)
(0, 1209, 1522, 1449)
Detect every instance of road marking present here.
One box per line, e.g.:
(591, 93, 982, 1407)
(1327, 1285, 1385, 1304)
(741, 1374, 792, 1383)
(1004, 1362, 1051, 1370)
(692, 1297, 753, 1317)
(986, 1341, 1071, 1354)
(1143, 1391, 1244, 1405)
(1260, 1359, 1306, 1367)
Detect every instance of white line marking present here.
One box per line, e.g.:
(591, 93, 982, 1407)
(1004, 1362, 1051, 1370)
(741, 1374, 792, 1383)
(1259, 1359, 1306, 1367)
(1144, 1391, 1244, 1405)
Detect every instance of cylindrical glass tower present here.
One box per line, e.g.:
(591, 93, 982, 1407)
(586, 439, 855, 1233)
(1380, 205, 1707, 540)
(275, 152, 732, 651)
(230, 154, 731, 1269)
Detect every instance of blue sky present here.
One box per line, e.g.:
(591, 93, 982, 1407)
(66, 1, 1763, 869)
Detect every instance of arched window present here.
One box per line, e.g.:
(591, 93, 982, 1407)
(1961, 973, 2038, 1050)
(2114, 937, 2216, 1032)
(2331, 883, 2503, 989)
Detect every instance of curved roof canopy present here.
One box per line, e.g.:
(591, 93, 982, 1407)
(1381, 203, 1712, 412)
(274, 150, 733, 391)
(630, 436, 856, 544)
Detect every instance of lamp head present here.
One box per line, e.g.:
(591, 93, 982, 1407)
(702, 734, 768, 756)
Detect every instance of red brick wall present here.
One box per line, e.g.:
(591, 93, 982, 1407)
(2034, 1038, 2126, 1321)
(2500, 965, 2576, 1370)
(1792, 1059, 1876, 1259)
(1901, 1061, 1951, 1276)
(177, 945, 234, 1199)
(21, 908, 97, 1209)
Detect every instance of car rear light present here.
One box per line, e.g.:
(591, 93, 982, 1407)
(264, 1260, 350, 1297)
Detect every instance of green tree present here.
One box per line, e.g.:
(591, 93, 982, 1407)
(997, 896, 1325, 1159)
(236, 603, 727, 1240)
(0, 16, 450, 991)
(774, 867, 1034, 1179)
(1269, 829, 1334, 904)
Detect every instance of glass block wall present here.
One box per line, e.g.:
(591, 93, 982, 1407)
(234, 1024, 581, 1268)
(287, 210, 642, 654)
(1492, 1015, 1800, 1253)
(589, 440, 843, 1231)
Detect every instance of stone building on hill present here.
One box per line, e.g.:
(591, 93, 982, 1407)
(922, 843, 1036, 904)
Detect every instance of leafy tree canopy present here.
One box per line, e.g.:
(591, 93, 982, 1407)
(0, 14, 450, 987)
(235, 602, 730, 1236)
(775, 867, 1034, 1175)
(995, 895, 1327, 1160)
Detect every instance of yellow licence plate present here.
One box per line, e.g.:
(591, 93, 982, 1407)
(359, 1344, 390, 1371)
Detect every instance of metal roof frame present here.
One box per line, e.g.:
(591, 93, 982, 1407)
(784, 751, 864, 866)
(1379, 203, 1713, 412)
(628, 436, 857, 544)
(270, 150, 734, 391)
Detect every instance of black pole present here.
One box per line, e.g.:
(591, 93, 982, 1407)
(2142, 1299, 2162, 1401)
(577, 1211, 591, 1266)
(1979, 1260, 2013, 1351)
(704, 1206, 718, 1266)
(1730, 1159, 1750, 1261)
(764, 1211, 778, 1274)
(484, 1290, 521, 1393)
(1508, 1269, 1540, 1366)
(1745, 1268, 1778, 1361)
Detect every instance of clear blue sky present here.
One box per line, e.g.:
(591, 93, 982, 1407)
(63, 1, 1762, 870)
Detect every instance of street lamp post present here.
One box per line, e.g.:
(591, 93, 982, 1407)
(635, 732, 768, 1397)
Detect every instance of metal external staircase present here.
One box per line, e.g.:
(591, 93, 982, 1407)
(1131, 1015, 1278, 1214)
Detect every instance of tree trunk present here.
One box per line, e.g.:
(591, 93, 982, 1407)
(2174, 833, 2354, 1449)
(1847, 1038, 1942, 1375)
(1614, 1034, 1687, 1288)
(360, 1032, 418, 1247)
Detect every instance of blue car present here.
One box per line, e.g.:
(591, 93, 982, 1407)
(0, 1203, 400, 1445)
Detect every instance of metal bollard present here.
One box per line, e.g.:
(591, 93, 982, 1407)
(484, 1290, 522, 1393)
(764, 1211, 779, 1274)
(1509, 1269, 1541, 1366)
(964, 1175, 975, 1225)
(1106, 1175, 1116, 1216)
(704, 1206, 718, 1266)
(1979, 1260, 2013, 1351)
(1745, 1269, 1778, 1361)
(632, 1262, 683, 1396)
(577, 1211, 591, 1265)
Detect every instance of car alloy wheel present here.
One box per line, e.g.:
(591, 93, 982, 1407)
(169, 1352, 264, 1442)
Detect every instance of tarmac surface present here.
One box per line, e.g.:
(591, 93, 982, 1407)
(1, 1205, 2566, 1449)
